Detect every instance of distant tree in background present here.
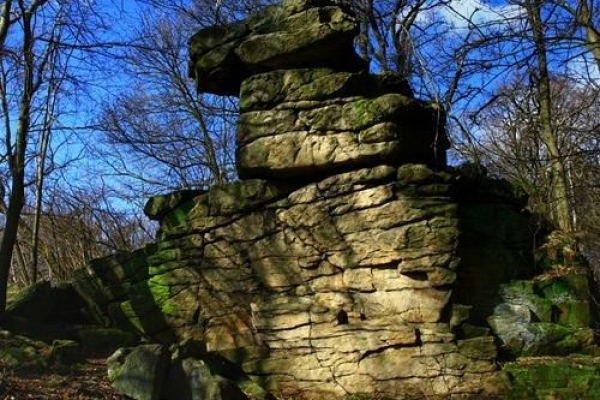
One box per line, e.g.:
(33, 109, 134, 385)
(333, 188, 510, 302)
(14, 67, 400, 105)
(0, 0, 68, 315)
(475, 75, 599, 231)
(96, 10, 237, 195)
(94, 0, 281, 196)
(54, 0, 600, 258)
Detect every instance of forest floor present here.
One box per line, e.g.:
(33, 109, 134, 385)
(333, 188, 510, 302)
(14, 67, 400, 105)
(0, 332, 127, 400)
(0, 359, 127, 400)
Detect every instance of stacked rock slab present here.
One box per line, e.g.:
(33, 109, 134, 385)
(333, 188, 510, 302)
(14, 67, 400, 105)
(189, 0, 448, 176)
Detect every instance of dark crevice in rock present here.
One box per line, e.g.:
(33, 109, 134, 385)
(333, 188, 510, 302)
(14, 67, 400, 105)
(400, 271, 428, 281)
(336, 309, 348, 325)
(357, 342, 415, 364)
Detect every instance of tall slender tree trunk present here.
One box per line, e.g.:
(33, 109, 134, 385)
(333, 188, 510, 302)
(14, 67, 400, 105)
(31, 74, 55, 282)
(0, 199, 31, 286)
(0, 0, 12, 49)
(0, 10, 34, 317)
(0, 179, 25, 315)
(31, 124, 50, 283)
(568, 0, 600, 71)
(527, 0, 574, 233)
(0, 101, 29, 316)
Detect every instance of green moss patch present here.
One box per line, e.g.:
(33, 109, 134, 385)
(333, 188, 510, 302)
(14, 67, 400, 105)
(505, 357, 600, 400)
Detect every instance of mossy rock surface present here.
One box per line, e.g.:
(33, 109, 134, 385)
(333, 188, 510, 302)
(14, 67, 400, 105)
(145, 189, 206, 221)
(505, 356, 600, 400)
(488, 271, 595, 358)
(0, 329, 50, 367)
(535, 273, 591, 302)
(159, 179, 294, 234)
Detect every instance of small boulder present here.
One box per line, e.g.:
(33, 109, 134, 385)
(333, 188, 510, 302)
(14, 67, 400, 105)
(50, 339, 81, 365)
(107, 344, 169, 400)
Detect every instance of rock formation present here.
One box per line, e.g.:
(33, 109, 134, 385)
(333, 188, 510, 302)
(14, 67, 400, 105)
(67, 0, 598, 399)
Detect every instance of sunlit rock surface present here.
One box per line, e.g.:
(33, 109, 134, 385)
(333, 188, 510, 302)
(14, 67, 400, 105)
(68, 0, 597, 399)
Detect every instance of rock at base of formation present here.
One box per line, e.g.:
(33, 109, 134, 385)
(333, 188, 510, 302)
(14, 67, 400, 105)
(107, 344, 169, 400)
(107, 342, 254, 400)
(74, 164, 513, 400)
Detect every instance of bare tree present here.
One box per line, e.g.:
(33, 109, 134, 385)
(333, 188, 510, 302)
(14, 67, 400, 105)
(524, 0, 574, 232)
(95, 5, 239, 196)
(475, 74, 598, 220)
(0, 0, 52, 316)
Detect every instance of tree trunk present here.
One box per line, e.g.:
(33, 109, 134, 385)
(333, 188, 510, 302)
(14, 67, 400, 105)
(527, 0, 574, 232)
(0, 9, 34, 317)
(577, 0, 600, 71)
(0, 179, 25, 316)
(0, 0, 12, 49)
(31, 89, 53, 283)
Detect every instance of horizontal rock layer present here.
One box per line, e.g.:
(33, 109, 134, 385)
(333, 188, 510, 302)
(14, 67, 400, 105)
(69, 0, 598, 397)
(237, 69, 447, 179)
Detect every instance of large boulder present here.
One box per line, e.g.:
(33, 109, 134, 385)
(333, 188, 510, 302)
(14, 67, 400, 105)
(453, 168, 535, 323)
(487, 275, 595, 357)
(79, 164, 517, 399)
(188, 0, 364, 95)
(5, 281, 87, 324)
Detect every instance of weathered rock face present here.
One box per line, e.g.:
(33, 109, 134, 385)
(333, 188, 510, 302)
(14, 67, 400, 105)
(75, 164, 513, 399)
(108, 344, 169, 400)
(190, 0, 447, 176)
(69, 0, 597, 399)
